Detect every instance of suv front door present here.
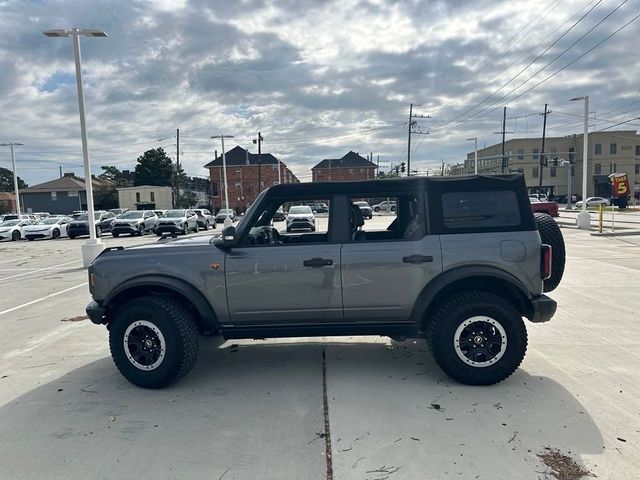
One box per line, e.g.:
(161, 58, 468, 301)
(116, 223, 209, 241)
(224, 198, 342, 324)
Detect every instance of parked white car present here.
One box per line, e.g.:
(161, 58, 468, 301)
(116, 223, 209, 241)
(24, 216, 72, 240)
(575, 197, 610, 208)
(286, 205, 316, 232)
(0, 219, 30, 241)
(371, 200, 397, 213)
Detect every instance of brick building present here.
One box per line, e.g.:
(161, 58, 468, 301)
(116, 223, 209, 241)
(312, 151, 377, 182)
(204, 146, 299, 211)
(0, 191, 16, 214)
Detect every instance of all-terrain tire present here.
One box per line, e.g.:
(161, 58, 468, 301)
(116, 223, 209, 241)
(427, 291, 528, 386)
(109, 295, 199, 389)
(534, 213, 565, 292)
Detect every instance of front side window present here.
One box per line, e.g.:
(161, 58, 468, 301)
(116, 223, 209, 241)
(442, 191, 521, 229)
(242, 198, 331, 246)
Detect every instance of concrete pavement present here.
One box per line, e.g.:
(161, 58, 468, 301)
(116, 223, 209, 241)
(0, 224, 639, 479)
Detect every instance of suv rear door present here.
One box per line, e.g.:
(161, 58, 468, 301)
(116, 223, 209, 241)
(340, 192, 442, 322)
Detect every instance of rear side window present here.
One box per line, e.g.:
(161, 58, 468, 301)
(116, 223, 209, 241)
(442, 191, 520, 229)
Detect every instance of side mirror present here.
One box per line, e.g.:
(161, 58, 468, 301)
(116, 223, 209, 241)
(221, 225, 236, 247)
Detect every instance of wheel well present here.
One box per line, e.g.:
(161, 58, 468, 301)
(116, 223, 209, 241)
(106, 285, 219, 335)
(420, 276, 532, 329)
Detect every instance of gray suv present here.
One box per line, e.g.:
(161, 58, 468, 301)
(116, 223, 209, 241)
(86, 175, 564, 389)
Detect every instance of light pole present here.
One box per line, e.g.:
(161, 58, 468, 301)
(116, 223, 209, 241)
(211, 135, 234, 227)
(466, 137, 478, 174)
(0, 142, 23, 215)
(570, 95, 590, 229)
(44, 28, 108, 266)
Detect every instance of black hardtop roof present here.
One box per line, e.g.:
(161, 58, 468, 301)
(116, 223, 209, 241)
(265, 174, 525, 197)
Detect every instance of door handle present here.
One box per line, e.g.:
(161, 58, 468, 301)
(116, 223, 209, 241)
(303, 258, 333, 268)
(403, 255, 433, 264)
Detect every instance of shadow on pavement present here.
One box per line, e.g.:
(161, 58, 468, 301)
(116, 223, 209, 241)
(0, 338, 603, 480)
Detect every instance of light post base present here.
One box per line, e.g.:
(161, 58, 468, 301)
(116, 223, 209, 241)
(82, 238, 105, 267)
(224, 217, 233, 228)
(576, 211, 591, 230)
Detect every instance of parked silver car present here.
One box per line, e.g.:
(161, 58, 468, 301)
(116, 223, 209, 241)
(111, 210, 158, 237)
(155, 209, 198, 236)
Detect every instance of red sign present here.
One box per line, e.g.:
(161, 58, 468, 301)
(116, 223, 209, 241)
(609, 173, 630, 198)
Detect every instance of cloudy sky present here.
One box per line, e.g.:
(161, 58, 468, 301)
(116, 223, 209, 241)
(1, 0, 639, 185)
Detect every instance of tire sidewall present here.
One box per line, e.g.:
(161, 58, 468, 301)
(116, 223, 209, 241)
(109, 300, 187, 388)
(430, 298, 527, 385)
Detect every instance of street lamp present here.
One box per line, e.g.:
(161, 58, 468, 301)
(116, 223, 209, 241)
(570, 95, 590, 229)
(211, 135, 234, 227)
(0, 142, 23, 215)
(44, 28, 108, 266)
(466, 137, 478, 174)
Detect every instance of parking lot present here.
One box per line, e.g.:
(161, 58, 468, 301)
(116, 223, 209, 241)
(1, 221, 639, 480)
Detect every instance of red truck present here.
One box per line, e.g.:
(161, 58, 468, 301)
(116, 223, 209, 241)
(529, 197, 559, 217)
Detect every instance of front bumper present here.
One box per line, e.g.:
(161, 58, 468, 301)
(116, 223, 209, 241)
(156, 223, 183, 233)
(529, 294, 557, 323)
(112, 224, 139, 234)
(287, 219, 315, 230)
(68, 226, 90, 236)
(86, 300, 107, 325)
(25, 233, 50, 239)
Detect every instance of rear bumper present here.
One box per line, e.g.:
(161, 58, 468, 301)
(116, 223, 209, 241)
(86, 300, 107, 325)
(528, 294, 557, 323)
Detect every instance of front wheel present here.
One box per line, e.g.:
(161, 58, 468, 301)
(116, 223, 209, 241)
(427, 291, 527, 386)
(96, 226, 102, 238)
(108, 296, 199, 389)
(373, 207, 380, 212)
(11, 231, 20, 241)
(52, 228, 60, 239)
(182, 224, 187, 235)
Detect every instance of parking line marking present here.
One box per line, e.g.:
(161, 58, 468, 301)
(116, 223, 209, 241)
(0, 253, 50, 265)
(0, 282, 88, 317)
(0, 259, 82, 283)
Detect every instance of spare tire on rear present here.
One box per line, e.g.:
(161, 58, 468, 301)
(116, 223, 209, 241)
(534, 213, 565, 292)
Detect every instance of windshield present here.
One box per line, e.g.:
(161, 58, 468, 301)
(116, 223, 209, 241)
(219, 209, 233, 214)
(120, 211, 144, 219)
(355, 202, 369, 206)
(289, 206, 312, 214)
(0, 220, 20, 226)
(164, 210, 186, 217)
(41, 218, 61, 225)
(529, 198, 540, 203)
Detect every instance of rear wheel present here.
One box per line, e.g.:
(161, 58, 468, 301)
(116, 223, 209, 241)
(374, 206, 380, 212)
(427, 291, 527, 386)
(96, 226, 102, 237)
(112, 232, 119, 238)
(11, 230, 20, 241)
(534, 213, 565, 292)
(108, 296, 199, 389)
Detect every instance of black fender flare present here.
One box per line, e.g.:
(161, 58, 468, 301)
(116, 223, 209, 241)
(410, 265, 533, 328)
(104, 275, 219, 331)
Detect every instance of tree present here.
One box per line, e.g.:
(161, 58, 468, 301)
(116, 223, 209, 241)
(177, 191, 198, 209)
(99, 165, 134, 187)
(0, 167, 27, 191)
(134, 148, 175, 186)
(93, 184, 119, 210)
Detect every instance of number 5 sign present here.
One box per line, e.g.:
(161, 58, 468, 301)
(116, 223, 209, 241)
(609, 173, 630, 198)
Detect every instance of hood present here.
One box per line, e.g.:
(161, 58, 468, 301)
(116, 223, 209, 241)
(0, 227, 14, 232)
(159, 216, 185, 222)
(124, 234, 217, 250)
(25, 224, 52, 231)
(288, 212, 314, 219)
(70, 220, 89, 226)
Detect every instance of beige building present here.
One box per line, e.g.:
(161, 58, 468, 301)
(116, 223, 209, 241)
(456, 130, 640, 199)
(117, 185, 173, 210)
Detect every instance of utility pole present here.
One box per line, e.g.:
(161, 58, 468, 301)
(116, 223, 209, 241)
(211, 135, 234, 226)
(539, 104, 550, 192)
(0, 142, 23, 214)
(175, 128, 180, 207)
(493, 107, 514, 173)
(253, 132, 264, 192)
(407, 103, 430, 176)
(441, 160, 445, 176)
